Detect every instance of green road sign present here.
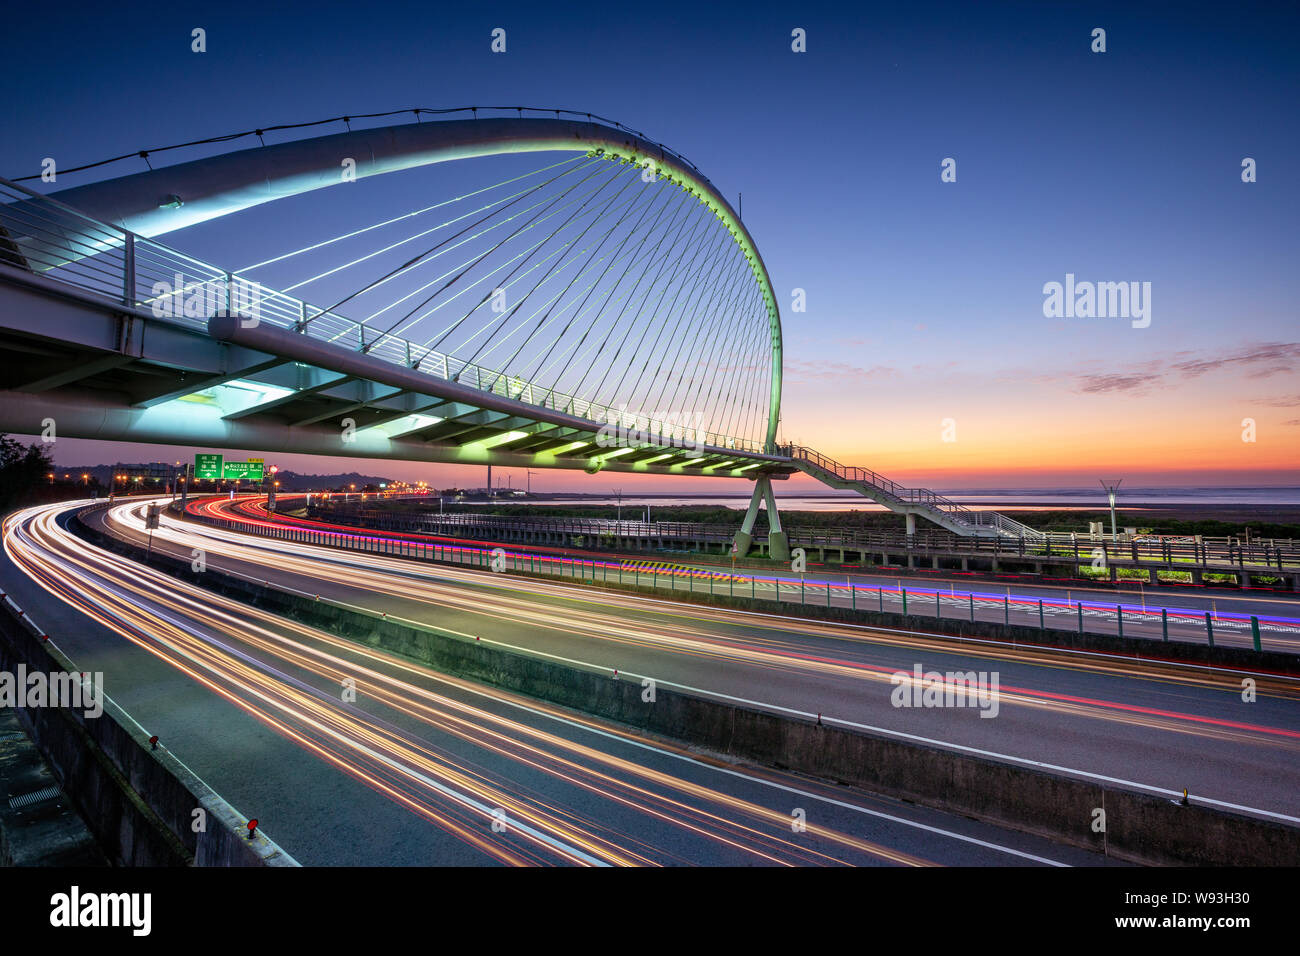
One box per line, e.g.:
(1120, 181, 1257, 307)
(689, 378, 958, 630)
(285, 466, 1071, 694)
(194, 453, 223, 479)
(222, 460, 265, 481)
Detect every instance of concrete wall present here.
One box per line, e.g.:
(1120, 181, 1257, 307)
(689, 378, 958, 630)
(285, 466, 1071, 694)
(77, 515, 1300, 866)
(0, 588, 297, 867)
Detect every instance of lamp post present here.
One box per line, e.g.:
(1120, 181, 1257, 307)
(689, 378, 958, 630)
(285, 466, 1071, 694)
(1100, 479, 1122, 543)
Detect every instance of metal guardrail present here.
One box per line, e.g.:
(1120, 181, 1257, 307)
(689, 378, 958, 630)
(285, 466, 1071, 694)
(187, 506, 1290, 652)
(0, 175, 769, 455)
(318, 506, 734, 541)
(314, 502, 1299, 571)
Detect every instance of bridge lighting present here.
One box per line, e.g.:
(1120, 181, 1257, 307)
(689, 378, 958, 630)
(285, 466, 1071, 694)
(471, 430, 529, 450)
(593, 447, 636, 462)
(359, 413, 443, 439)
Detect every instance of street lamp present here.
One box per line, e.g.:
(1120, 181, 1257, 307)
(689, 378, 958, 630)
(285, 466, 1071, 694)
(1100, 479, 1122, 543)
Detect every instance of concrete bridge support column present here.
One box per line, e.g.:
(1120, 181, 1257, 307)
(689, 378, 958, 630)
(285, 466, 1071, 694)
(732, 480, 762, 559)
(733, 474, 789, 561)
(905, 513, 916, 537)
(763, 477, 790, 562)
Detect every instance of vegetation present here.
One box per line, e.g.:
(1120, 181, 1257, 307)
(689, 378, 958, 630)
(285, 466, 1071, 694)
(0, 433, 106, 514)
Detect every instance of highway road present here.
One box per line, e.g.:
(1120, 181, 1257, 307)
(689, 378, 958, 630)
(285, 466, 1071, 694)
(1, 498, 1125, 867)
(238, 497, 1300, 654)
(46, 496, 1300, 829)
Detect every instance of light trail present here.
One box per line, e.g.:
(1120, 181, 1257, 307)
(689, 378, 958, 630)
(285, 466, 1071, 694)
(171, 498, 1300, 746)
(3, 499, 982, 867)
(224, 494, 1300, 636)
(151, 495, 1300, 822)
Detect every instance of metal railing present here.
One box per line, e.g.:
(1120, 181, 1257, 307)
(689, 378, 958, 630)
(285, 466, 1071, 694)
(0, 175, 769, 455)
(315, 505, 735, 542)
(781, 444, 1046, 539)
(309, 502, 1297, 572)
(183, 506, 1291, 653)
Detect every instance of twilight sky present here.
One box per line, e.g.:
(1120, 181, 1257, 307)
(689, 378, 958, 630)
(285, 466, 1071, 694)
(4, 0, 1297, 493)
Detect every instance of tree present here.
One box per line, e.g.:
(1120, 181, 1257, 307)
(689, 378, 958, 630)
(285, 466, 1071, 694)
(0, 433, 55, 511)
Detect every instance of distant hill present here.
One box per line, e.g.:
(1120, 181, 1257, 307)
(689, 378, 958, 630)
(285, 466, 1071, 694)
(271, 471, 397, 491)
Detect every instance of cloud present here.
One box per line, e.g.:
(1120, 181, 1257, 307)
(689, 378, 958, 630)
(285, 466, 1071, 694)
(1070, 341, 1300, 396)
(1170, 342, 1300, 379)
(1076, 373, 1153, 394)
(1252, 394, 1300, 408)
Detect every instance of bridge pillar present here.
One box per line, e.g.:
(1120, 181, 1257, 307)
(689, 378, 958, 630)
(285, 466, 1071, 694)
(733, 476, 790, 564)
(905, 513, 916, 536)
(734, 474, 789, 561)
(763, 478, 790, 562)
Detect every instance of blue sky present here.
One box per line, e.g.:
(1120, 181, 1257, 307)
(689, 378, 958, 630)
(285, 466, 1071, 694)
(5, 0, 1297, 491)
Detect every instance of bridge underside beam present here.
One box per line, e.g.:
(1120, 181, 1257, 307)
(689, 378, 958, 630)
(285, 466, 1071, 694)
(0, 271, 795, 481)
(0, 387, 768, 478)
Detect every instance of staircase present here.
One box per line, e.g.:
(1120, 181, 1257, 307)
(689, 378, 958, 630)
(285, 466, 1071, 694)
(783, 445, 1045, 541)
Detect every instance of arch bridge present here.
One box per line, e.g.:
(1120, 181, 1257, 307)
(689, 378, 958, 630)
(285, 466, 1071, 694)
(0, 110, 1042, 556)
